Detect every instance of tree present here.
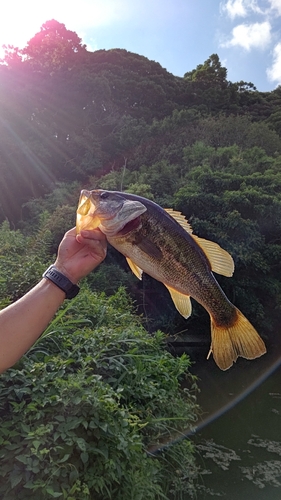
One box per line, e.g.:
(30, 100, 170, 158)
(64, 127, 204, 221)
(183, 54, 235, 113)
(0, 45, 22, 67)
(22, 19, 87, 71)
(184, 54, 228, 89)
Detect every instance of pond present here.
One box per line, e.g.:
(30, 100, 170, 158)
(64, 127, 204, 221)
(190, 340, 281, 499)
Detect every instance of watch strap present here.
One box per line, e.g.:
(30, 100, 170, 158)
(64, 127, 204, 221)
(43, 265, 80, 299)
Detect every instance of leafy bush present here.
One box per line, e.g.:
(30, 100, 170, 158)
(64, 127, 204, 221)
(0, 287, 199, 500)
(0, 221, 50, 306)
(85, 262, 136, 296)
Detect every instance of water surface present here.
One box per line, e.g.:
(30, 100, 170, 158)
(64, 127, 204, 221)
(191, 343, 281, 499)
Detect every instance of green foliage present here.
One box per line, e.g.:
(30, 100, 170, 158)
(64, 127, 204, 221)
(0, 221, 49, 305)
(184, 54, 227, 89)
(85, 263, 136, 295)
(0, 287, 198, 500)
(125, 183, 155, 200)
(174, 165, 281, 332)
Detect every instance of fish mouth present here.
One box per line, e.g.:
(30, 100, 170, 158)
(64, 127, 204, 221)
(77, 190, 92, 216)
(116, 216, 142, 236)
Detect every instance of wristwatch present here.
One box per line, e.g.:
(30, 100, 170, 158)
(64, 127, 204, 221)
(43, 265, 80, 299)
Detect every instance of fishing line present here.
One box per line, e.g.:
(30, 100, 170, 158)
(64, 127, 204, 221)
(147, 355, 281, 455)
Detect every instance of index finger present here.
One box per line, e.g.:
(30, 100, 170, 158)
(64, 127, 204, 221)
(76, 228, 107, 244)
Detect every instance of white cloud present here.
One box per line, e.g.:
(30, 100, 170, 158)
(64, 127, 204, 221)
(221, 0, 247, 18)
(268, 0, 281, 15)
(221, 21, 272, 50)
(267, 42, 281, 84)
(221, 0, 264, 19)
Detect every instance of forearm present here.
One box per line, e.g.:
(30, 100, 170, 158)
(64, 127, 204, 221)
(0, 278, 66, 373)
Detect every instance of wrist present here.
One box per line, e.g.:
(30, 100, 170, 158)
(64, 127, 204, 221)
(53, 260, 80, 284)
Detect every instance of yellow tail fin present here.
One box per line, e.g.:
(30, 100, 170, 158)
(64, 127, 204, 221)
(209, 307, 266, 371)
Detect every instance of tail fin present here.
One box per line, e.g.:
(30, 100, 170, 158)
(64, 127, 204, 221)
(208, 307, 266, 371)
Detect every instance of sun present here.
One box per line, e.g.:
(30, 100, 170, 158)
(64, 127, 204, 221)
(0, 0, 85, 58)
(0, 0, 124, 59)
(0, 2, 52, 58)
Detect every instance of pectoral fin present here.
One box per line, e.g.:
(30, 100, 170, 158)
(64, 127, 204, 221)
(166, 285, 192, 319)
(137, 238, 162, 260)
(126, 258, 143, 280)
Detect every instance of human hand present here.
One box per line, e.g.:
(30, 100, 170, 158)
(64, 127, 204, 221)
(54, 228, 107, 284)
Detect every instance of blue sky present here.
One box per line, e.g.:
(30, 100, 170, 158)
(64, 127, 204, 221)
(0, 0, 281, 91)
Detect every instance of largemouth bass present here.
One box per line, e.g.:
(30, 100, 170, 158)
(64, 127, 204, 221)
(76, 189, 266, 371)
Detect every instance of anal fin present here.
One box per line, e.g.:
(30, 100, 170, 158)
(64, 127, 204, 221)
(126, 257, 143, 280)
(165, 285, 192, 319)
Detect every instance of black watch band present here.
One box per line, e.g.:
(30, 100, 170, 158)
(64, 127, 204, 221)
(43, 265, 80, 299)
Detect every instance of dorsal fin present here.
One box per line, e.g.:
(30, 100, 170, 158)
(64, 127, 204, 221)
(165, 208, 193, 233)
(191, 235, 234, 277)
(164, 208, 234, 277)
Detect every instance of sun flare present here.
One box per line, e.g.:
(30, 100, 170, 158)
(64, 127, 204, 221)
(0, 0, 124, 59)
(0, 3, 48, 55)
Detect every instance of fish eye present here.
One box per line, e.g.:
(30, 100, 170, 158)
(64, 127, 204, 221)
(100, 192, 109, 199)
